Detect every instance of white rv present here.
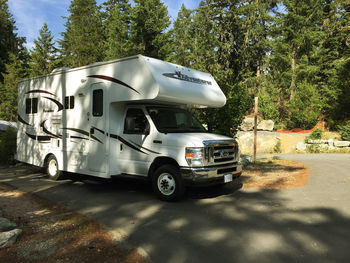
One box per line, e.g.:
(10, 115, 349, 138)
(16, 55, 242, 201)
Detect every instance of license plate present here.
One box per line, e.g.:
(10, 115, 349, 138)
(224, 173, 233, 183)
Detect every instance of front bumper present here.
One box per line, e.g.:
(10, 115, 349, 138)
(180, 162, 242, 187)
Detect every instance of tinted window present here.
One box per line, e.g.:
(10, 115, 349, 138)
(25, 98, 32, 114)
(124, 108, 149, 134)
(93, 89, 103, 116)
(64, 96, 69, 109)
(64, 96, 75, 109)
(70, 96, 74, 109)
(32, 98, 38, 113)
(25, 98, 38, 114)
(147, 106, 206, 133)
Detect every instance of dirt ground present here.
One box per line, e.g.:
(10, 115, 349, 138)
(240, 159, 309, 189)
(0, 183, 149, 263)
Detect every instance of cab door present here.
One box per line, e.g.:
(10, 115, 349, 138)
(118, 108, 153, 176)
(87, 83, 107, 173)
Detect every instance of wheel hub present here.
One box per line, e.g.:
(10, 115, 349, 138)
(157, 173, 175, 196)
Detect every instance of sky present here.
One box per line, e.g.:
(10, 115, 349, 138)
(8, 0, 200, 50)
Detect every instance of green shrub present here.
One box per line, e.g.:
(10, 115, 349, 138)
(0, 127, 17, 165)
(307, 144, 321, 153)
(305, 128, 323, 143)
(338, 122, 350, 141)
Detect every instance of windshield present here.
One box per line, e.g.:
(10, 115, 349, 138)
(147, 106, 207, 133)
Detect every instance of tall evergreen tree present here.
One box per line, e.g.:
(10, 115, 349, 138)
(60, 0, 104, 67)
(103, 0, 132, 59)
(0, 0, 25, 83)
(0, 52, 29, 121)
(129, 0, 171, 59)
(166, 4, 194, 66)
(29, 23, 58, 77)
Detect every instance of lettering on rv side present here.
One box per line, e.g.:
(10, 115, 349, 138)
(162, 71, 212, 85)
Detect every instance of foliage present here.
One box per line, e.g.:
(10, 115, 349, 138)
(305, 128, 323, 142)
(129, 0, 171, 59)
(286, 81, 322, 129)
(1, 0, 350, 134)
(29, 23, 59, 77)
(0, 127, 17, 165)
(0, 0, 26, 83)
(103, 0, 132, 60)
(338, 122, 350, 141)
(0, 52, 29, 121)
(273, 140, 282, 153)
(60, 0, 104, 67)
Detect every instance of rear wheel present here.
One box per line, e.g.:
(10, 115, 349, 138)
(46, 155, 62, 180)
(152, 164, 185, 201)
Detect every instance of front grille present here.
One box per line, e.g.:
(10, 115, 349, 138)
(204, 140, 238, 165)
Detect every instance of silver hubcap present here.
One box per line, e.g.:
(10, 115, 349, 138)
(48, 159, 57, 176)
(157, 173, 176, 196)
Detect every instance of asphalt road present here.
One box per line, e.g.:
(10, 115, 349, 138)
(1, 154, 350, 263)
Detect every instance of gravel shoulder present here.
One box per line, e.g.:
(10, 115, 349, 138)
(0, 182, 149, 263)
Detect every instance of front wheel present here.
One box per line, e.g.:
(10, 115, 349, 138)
(152, 165, 185, 201)
(46, 155, 62, 180)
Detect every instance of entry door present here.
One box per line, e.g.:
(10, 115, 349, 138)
(88, 83, 107, 173)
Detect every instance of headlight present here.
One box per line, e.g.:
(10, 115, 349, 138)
(185, 147, 204, 167)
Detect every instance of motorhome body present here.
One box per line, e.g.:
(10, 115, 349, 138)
(16, 55, 242, 200)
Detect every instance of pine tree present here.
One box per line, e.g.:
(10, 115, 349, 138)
(60, 0, 104, 67)
(0, 0, 25, 83)
(129, 0, 171, 59)
(103, 0, 132, 59)
(186, 0, 250, 135)
(166, 4, 194, 66)
(0, 53, 29, 121)
(29, 23, 58, 77)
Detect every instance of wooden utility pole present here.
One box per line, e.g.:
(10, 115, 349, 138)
(253, 97, 258, 162)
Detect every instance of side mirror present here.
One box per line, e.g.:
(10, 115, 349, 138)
(144, 122, 150, 135)
(125, 116, 135, 133)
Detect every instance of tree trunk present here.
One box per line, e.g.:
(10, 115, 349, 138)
(290, 46, 296, 100)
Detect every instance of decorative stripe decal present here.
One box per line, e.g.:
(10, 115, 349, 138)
(25, 132, 52, 142)
(40, 120, 62, 139)
(37, 135, 52, 141)
(62, 128, 89, 137)
(130, 140, 161, 154)
(62, 127, 102, 144)
(42, 96, 63, 111)
(87, 75, 140, 94)
(71, 136, 89, 140)
(25, 132, 37, 140)
(92, 126, 105, 134)
(110, 134, 147, 154)
(25, 90, 56, 96)
(18, 114, 32, 126)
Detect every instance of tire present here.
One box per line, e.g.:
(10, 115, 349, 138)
(152, 164, 185, 201)
(46, 155, 62, 180)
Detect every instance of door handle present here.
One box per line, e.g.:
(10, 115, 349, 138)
(90, 127, 94, 135)
(120, 144, 123, 151)
(153, 140, 162, 144)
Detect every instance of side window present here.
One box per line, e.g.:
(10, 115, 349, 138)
(64, 96, 75, 109)
(92, 89, 103, 116)
(124, 108, 149, 134)
(25, 98, 32, 114)
(25, 98, 38, 114)
(32, 98, 38, 113)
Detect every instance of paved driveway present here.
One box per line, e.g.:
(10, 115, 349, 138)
(1, 154, 350, 263)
